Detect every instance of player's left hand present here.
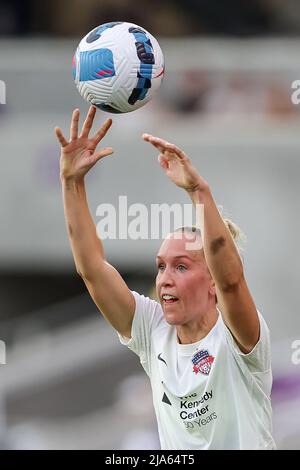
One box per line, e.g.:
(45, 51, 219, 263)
(142, 134, 208, 194)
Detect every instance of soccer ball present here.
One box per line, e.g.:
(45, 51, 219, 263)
(72, 21, 165, 114)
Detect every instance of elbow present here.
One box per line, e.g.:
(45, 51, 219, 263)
(76, 264, 91, 281)
(76, 259, 107, 282)
(77, 269, 92, 282)
(77, 269, 84, 279)
(76, 268, 87, 281)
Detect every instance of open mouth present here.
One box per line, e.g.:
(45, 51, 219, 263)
(162, 294, 179, 304)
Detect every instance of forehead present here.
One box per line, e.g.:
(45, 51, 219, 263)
(157, 233, 204, 261)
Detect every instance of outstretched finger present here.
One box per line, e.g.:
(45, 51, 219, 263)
(144, 134, 188, 162)
(142, 133, 165, 153)
(80, 106, 96, 138)
(55, 127, 68, 147)
(92, 118, 113, 146)
(70, 109, 80, 141)
(165, 142, 187, 161)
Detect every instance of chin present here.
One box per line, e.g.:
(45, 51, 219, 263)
(162, 303, 185, 325)
(163, 313, 183, 326)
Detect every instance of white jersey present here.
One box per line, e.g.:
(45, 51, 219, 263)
(119, 291, 276, 450)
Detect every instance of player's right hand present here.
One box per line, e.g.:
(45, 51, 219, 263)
(55, 106, 114, 181)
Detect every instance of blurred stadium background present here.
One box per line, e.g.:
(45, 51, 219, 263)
(0, 0, 300, 449)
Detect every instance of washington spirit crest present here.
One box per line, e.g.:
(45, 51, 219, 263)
(192, 349, 214, 375)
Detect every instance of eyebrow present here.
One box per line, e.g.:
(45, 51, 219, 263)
(156, 255, 193, 262)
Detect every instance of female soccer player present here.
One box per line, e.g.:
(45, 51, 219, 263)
(55, 106, 276, 450)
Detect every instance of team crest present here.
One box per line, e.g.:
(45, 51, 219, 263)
(192, 349, 214, 375)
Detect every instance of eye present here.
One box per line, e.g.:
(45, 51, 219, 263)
(157, 264, 165, 272)
(177, 264, 187, 272)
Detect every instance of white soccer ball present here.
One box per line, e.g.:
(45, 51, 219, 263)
(72, 21, 165, 114)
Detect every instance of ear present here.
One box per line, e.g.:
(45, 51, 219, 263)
(209, 280, 216, 298)
(209, 281, 218, 304)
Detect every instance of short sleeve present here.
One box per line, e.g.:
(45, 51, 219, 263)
(224, 311, 272, 374)
(118, 291, 162, 375)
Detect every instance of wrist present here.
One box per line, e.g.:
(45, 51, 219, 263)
(61, 175, 85, 190)
(187, 183, 211, 204)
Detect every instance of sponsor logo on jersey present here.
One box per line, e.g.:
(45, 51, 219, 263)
(191, 349, 214, 375)
(162, 392, 172, 405)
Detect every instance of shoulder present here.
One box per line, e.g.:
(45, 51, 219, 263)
(220, 308, 271, 373)
(131, 290, 161, 313)
(131, 290, 165, 329)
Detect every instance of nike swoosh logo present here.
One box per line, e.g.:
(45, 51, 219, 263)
(158, 353, 167, 366)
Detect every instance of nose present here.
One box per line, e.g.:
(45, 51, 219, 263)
(158, 266, 175, 288)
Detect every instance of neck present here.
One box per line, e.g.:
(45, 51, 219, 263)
(176, 306, 218, 344)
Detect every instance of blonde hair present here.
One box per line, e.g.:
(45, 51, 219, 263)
(223, 218, 246, 254)
(175, 217, 246, 255)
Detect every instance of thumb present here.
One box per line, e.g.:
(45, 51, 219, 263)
(93, 147, 114, 163)
(158, 154, 168, 170)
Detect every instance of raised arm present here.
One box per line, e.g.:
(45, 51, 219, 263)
(55, 107, 135, 337)
(142, 134, 259, 353)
